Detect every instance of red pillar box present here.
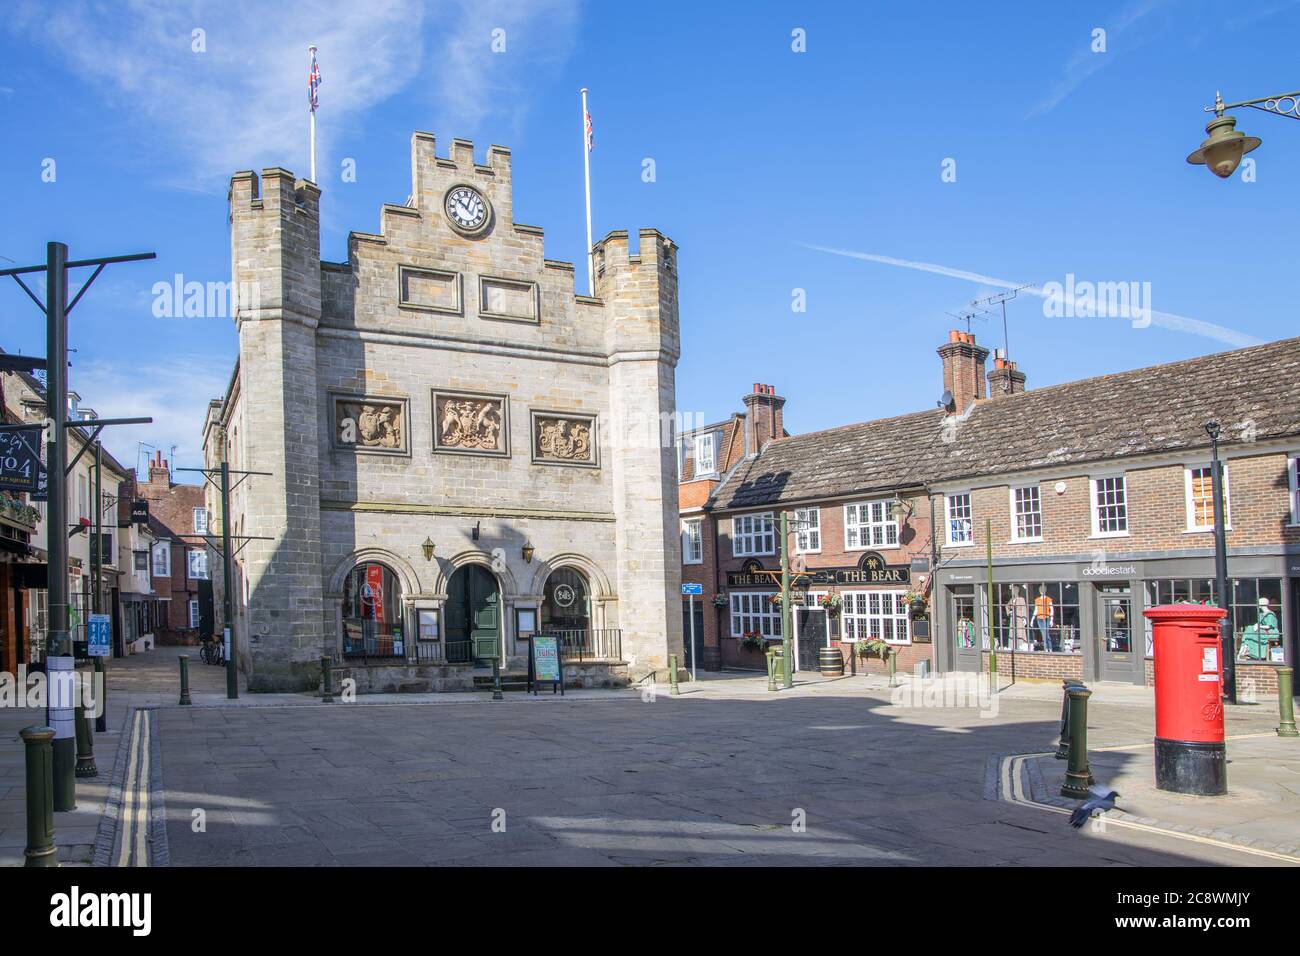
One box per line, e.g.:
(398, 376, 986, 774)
(1144, 604, 1228, 796)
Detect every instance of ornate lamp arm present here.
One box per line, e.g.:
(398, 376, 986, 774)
(1208, 89, 1300, 120)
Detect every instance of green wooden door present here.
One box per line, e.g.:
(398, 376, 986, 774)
(469, 566, 500, 666)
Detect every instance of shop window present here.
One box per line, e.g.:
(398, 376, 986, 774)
(188, 600, 200, 629)
(794, 507, 820, 553)
(1143, 578, 1216, 656)
(342, 562, 403, 657)
(681, 518, 703, 564)
(991, 582, 1080, 654)
(844, 499, 898, 550)
(1232, 577, 1283, 662)
(730, 592, 780, 638)
(1010, 486, 1042, 541)
(732, 513, 775, 556)
(842, 591, 909, 645)
(946, 493, 972, 546)
(1090, 475, 1128, 536)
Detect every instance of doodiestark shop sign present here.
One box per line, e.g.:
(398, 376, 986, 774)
(727, 552, 911, 589)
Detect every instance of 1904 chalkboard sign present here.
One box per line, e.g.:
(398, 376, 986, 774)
(0, 426, 44, 494)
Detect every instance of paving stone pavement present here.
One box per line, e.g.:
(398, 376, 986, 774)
(155, 675, 1293, 867)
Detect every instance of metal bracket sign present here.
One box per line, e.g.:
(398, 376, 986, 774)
(0, 425, 44, 493)
(528, 634, 565, 696)
(87, 614, 111, 657)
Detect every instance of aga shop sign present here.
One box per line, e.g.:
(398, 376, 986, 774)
(727, 552, 911, 589)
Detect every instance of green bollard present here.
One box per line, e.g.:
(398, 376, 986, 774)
(74, 704, 97, 778)
(888, 648, 898, 688)
(491, 655, 504, 701)
(1277, 667, 1299, 738)
(1055, 679, 1085, 759)
(766, 649, 778, 692)
(321, 655, 334, 703)
(178, 654, 192, 706)
(669, 654, 679, 696)
(1060, 686, 1095, 798)
(20, 726, 58, 868)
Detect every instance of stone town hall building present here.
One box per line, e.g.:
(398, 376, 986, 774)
(204, 132, 684, 692)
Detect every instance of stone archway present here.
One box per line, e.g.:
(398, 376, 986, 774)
(444, 562, 501, 666)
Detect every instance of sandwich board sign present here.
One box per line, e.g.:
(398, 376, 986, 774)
(528, 633, 564, 696)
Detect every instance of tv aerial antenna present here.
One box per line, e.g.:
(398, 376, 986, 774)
(946, 308, 990, 337)
(971, 283, 1034, 359)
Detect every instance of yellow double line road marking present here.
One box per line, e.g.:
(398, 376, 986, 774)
(999, 751, 1300, 864)
(117, 710, 152, 868)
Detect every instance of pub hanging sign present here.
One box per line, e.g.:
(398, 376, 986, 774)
(726, 551, 911, 589)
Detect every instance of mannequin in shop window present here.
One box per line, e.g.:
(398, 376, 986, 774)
(1239, 597, 1280, 661)
(1032, 584, 1055, 652)
(1005, 585, 1030, 651)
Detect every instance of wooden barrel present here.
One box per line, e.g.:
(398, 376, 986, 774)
(818, 646, 844, 677)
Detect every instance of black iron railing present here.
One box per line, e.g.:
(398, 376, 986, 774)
(412, 641, 474, 665)
(551, 628, 622, 662)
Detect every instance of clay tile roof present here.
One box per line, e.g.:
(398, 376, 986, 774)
(711, 335, 1300, 511)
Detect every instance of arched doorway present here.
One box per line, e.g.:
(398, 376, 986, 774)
(342, 562, 404, 658)
(445, 564, 500, 666)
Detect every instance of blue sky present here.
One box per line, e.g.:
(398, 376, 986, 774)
(2, 0, 1298, 473)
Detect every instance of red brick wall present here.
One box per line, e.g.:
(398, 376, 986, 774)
(948, 452, 1299, 562)
(139, 453, 206, 642)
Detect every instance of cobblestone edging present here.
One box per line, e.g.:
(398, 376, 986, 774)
(988, 748, 1300, 860)
(92, 706, 137, 867)
(148, 709, 169, 867)
(93, 707, 168, 867)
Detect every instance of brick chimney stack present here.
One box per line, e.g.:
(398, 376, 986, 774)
(742, 383, 785, 456)
(987, 352, 1027, 397)
(937, 330, 989, 413)
(147, 450, 172, 489)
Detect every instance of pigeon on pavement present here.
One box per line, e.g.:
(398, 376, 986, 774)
(1069, 784, 1120, 829)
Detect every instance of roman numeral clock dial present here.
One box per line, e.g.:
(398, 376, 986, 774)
(444, 185, 489, 235)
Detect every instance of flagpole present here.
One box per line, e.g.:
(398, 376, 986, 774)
(581, 87, 594, 296)
(309, 45, 318, 184)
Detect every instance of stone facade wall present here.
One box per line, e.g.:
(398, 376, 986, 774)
(215, 133, 681, 691)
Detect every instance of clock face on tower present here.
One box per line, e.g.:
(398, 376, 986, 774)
(444, 185, 490, 235)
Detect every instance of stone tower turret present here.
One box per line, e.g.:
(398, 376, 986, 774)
(593, 229, 684, 678)
(227, 168, 325, 691)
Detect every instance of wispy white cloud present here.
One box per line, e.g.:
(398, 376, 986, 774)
(7, 0, 579, 187)
(801, 244, 1263, 349)
(71, 355, 231, 478)
(1025, 0, 1166, 118)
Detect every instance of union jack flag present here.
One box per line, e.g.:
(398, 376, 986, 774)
(585, 108, 594, 152)
(309, 48, 321, 113)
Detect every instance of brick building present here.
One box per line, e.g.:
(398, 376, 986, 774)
(677, 385, 782, 670)
(135, 451, 209, 643)
(205, 132, 683, 692)
(683, 331, 1300, 694)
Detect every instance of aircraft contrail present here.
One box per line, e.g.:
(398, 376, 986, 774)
(801, 244, 1263, 349)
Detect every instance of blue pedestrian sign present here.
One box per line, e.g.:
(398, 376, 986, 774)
(87, 614, 112, 657)
(681, 583, 703, 596)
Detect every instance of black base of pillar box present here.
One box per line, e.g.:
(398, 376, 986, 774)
(1155, 737, 1227, 795)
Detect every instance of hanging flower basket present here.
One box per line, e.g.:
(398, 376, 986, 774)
(711, 594, 729, 608)
(901, 589, 929, 617)
(818, 593, 842, 616)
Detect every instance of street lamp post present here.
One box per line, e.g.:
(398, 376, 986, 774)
(1187, 89, 1300, 179)
(1205, 421, 1237, 704)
